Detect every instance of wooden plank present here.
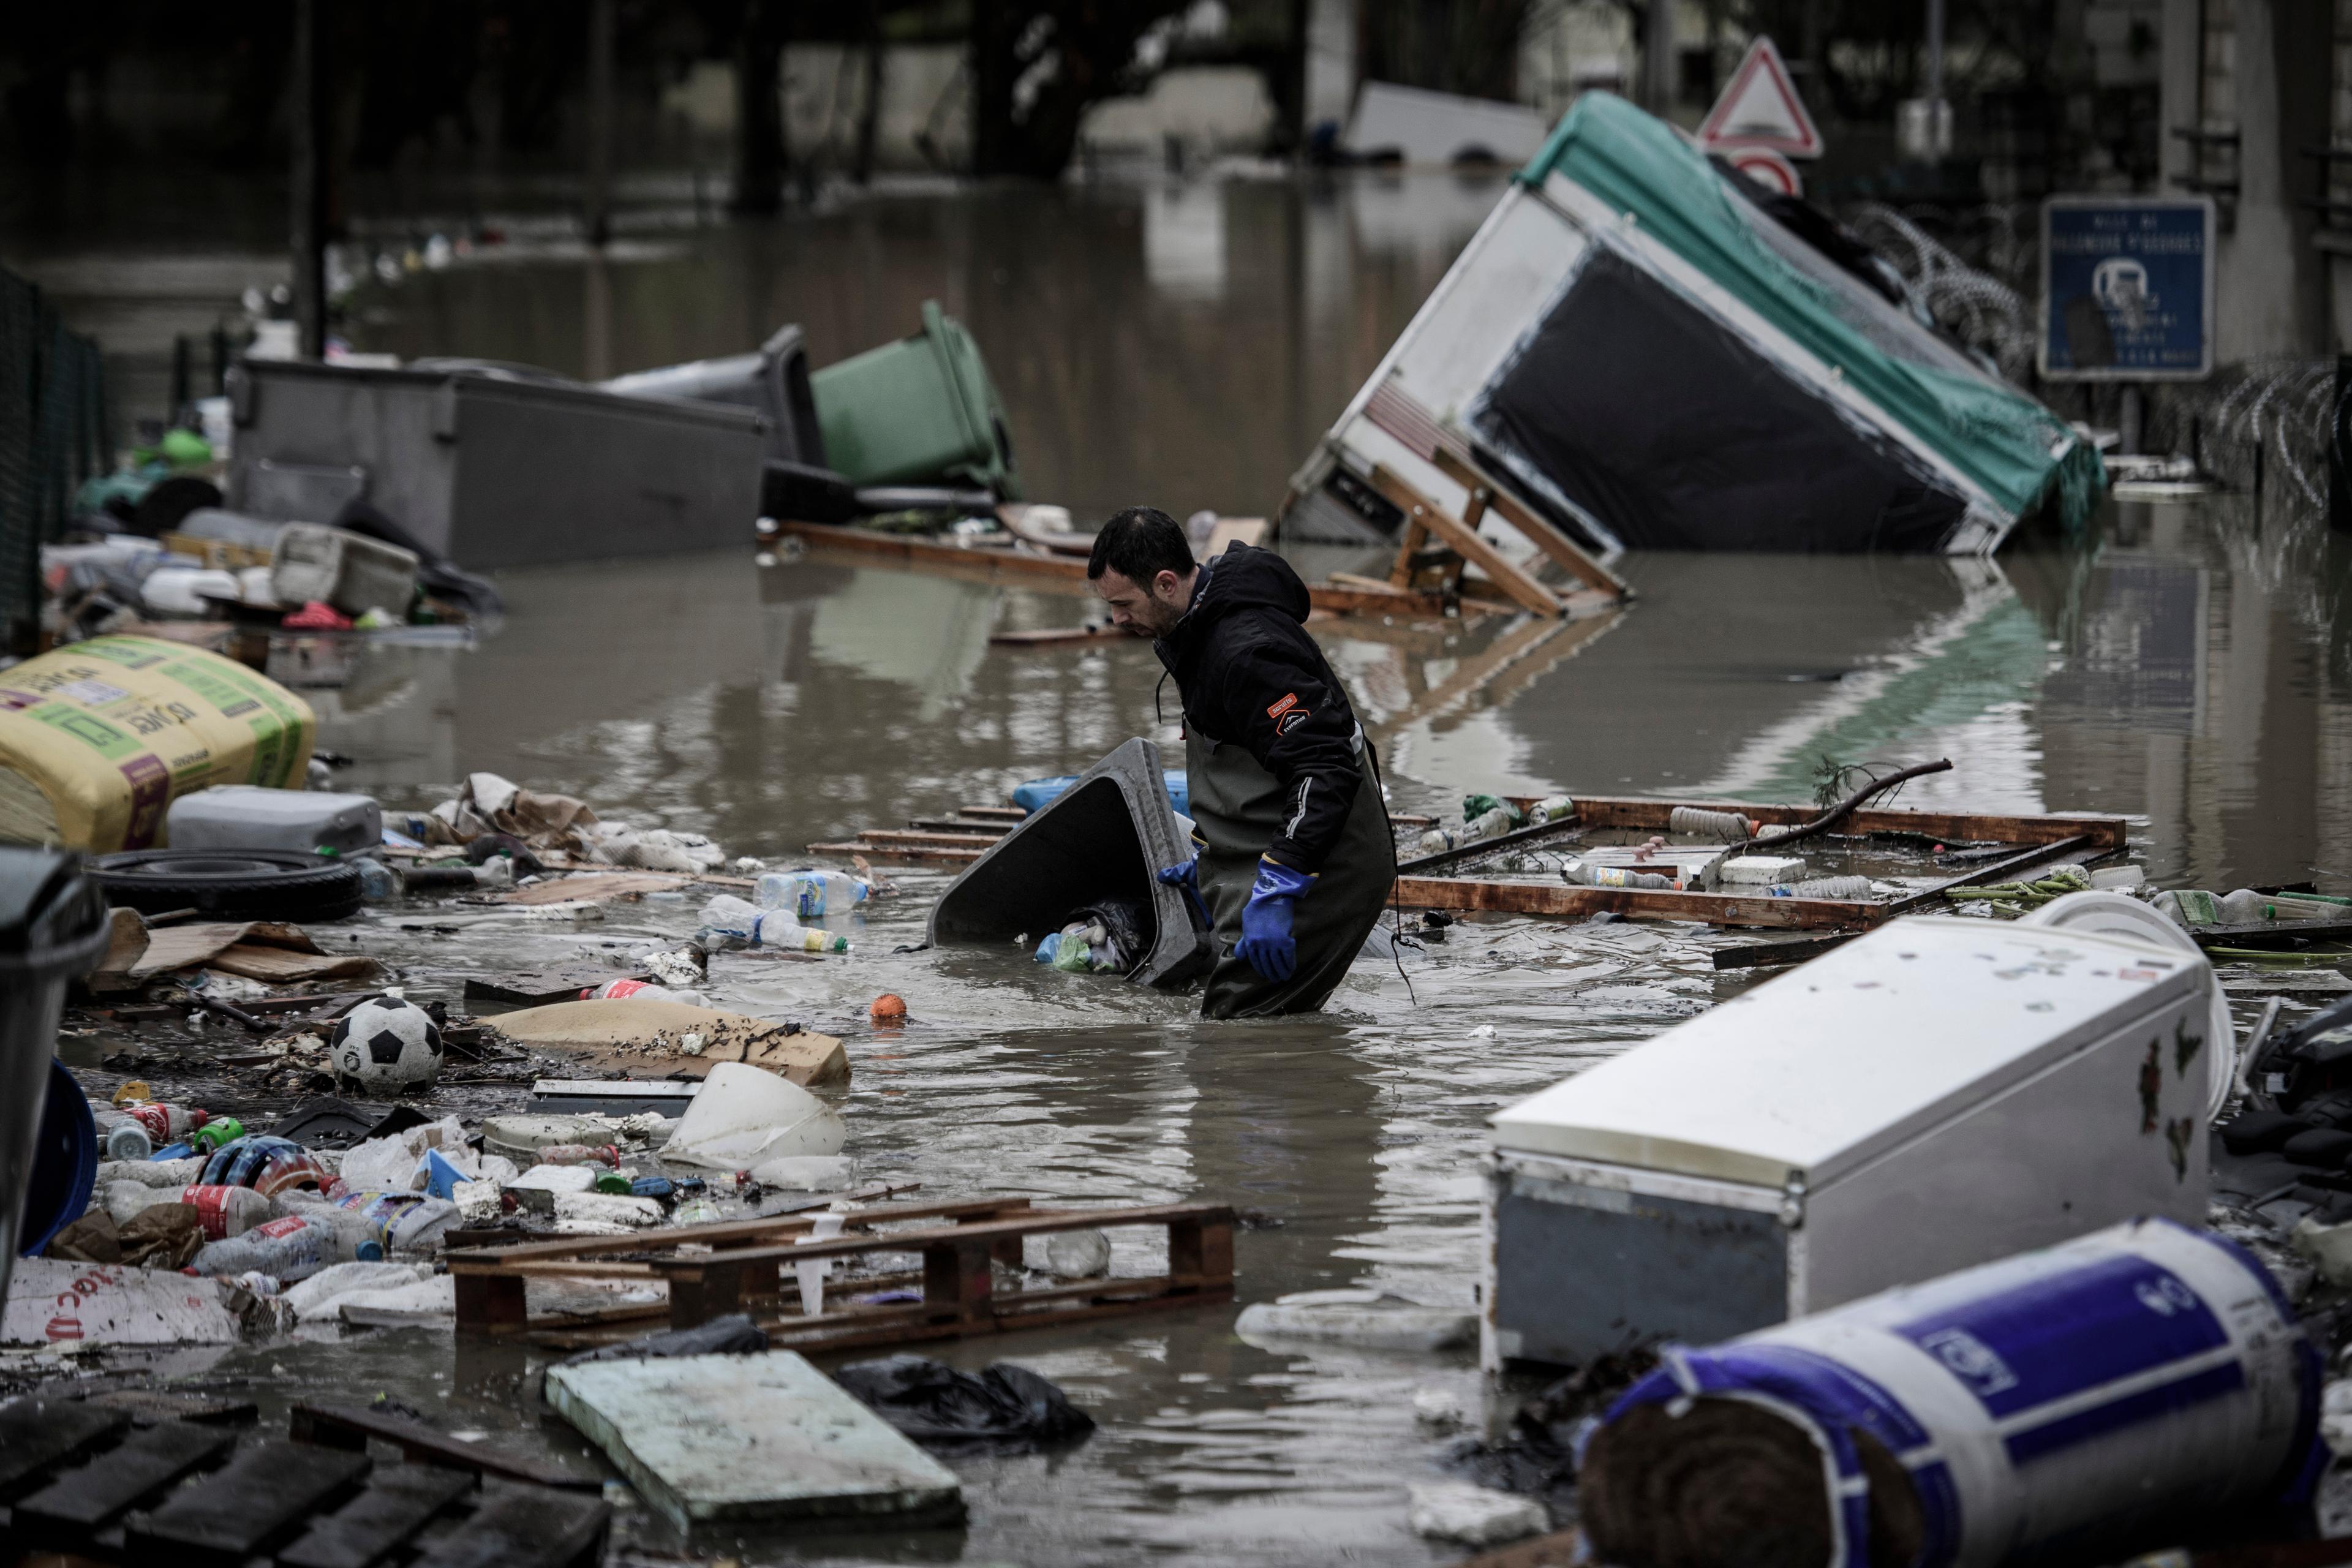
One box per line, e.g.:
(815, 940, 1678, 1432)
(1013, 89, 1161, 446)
(1562, 795, 2130, 851)
(447, 1196, 1024, 1273)
(277, 1464, 478, 1568)
(905, 816, 1012, 835)
(989, 625, 1121, 647)
(289, 1405, 600, 1491)
(640, 1203, 1236, 1275)
(124, 1437, 370, 1564)
(1366, 465, 1562, 616)
(409, 1482, 610, 1568)
(835, 828, 1002, 849)
(1431, 447, 1628, 597)
(809, 841, 984, 864)
(1393, 876, 1882, 930)
(0, 1398, 130, 1499)
(13, 1421, 237, 1539)
(82, 1390, 257, 1428)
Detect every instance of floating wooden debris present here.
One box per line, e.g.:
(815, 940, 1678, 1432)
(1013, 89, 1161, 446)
(447, 1196, 1233, 1353)
(778, 519, 1621, 622)
(0, 1394, 608, 1568)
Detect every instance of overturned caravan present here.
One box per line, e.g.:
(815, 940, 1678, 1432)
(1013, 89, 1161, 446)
(1284, 94, 2104, 556)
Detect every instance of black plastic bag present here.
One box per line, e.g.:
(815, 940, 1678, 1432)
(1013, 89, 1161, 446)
(832, 1355, 1095, 1447)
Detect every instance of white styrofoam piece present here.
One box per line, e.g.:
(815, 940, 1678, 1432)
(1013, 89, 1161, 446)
(1716, 854, 1804, 884)
(1490, 917, 2207, 1187)
(1407, 1482, 1549, 1545)
(4, 1257, 238, 1346)
(545, 1351, 961, 1532)
(1234, 1289, 1477, 1352)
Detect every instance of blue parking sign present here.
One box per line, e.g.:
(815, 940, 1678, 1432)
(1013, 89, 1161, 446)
(2040, 197, 2214, 380)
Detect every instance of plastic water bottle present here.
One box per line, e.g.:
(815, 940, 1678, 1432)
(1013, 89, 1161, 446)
(92, 1112, 153, 1161)
(754, 869, 870, 921)
(1417, 804, 1518, 854)
(351, 856, 400, 901)
(1562, 857, 1675, 891)
(192, 1214, 334, 1282)
(330, 1191, 461, 1254)
(698, 894, 849, 954)
(672, 1193, 723, 1226)
(177, 1185, 273, 1240)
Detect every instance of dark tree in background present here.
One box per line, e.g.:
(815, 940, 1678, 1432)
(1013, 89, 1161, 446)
(971, 0, 1192, 178)
(1359, 0, 1534, 104)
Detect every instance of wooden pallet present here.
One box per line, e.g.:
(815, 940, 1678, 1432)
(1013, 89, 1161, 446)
(0, 1393, 607, 1568)
(446, 1196, 1235, 1351)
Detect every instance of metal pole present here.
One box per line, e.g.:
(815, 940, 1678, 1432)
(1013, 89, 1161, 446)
(1926, 0, 1946, 100)
(1646, 0, 1676, 114)
(290, 0, 328, 361)
(2331, 355, 2352, 533)
(584, 0, 616, 246)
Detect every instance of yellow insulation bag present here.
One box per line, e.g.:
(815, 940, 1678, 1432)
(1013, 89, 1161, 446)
(0, 636, 315, 851)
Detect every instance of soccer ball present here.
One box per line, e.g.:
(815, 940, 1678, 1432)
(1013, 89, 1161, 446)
(330, 988, 443, 1091)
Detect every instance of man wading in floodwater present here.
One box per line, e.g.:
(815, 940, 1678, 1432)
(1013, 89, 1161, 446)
(1088, 507, 1396, 1019)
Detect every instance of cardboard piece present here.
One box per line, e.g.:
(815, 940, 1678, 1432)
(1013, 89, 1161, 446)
(4, 1257, 239, 1346)
(484, 999, 848, 1088)
(87, 918, 382, 991)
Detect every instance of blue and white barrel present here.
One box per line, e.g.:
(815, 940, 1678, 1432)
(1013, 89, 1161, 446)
(1581, 1218, 2322, 1568)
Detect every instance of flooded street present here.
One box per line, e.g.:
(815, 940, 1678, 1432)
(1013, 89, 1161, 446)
(21, 169, 2352, 1565)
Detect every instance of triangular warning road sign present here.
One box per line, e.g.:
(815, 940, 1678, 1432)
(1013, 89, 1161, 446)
(1697, 37, 1822, 159)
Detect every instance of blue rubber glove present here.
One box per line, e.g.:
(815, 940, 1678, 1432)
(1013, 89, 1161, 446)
(1233, 856, 1313, 983)
(1156, 856, 1212, 929)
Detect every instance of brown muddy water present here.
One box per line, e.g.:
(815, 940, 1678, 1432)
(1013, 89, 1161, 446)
(20, 173, 2352, 1566)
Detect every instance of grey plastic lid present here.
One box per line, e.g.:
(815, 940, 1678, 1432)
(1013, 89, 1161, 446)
(0, 847, 110, 971)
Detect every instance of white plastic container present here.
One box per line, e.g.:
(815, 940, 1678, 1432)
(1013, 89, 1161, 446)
(662, 1061, 845, 1170)
(1485, 916, 2215, 1370)
(141, 567, 240, 617)
(165, 784, 382, 857)
(1580, 1217, 2322, 1568)
(270, 522, 420, 616)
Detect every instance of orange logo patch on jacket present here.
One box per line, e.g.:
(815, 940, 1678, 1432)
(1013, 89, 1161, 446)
(1267, 693, 1298, 720)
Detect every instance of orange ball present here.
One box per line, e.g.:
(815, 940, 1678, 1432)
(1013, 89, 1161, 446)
(870, 993, 908, 1024)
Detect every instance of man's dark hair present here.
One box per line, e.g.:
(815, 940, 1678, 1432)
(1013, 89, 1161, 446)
(1088, 506, 1195, 584)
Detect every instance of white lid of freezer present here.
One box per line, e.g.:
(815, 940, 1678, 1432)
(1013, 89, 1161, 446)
(1489, 916, 2207, 1188)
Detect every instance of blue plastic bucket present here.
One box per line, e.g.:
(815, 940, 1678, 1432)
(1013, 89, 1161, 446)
(18, 1060, 97, 1256)
(1580, 1216, 2322, 1568)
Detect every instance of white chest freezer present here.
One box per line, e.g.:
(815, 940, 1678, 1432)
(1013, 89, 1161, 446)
(1483, 916, 2217, 1371)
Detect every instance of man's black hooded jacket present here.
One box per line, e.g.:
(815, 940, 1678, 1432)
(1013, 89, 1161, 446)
(1152, 543, 1363, 872)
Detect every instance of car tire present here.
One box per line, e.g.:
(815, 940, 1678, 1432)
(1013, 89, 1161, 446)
(93, 848, 364, 922)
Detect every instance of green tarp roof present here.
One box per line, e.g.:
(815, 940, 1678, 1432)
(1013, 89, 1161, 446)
(1516, 93, 2104, 533)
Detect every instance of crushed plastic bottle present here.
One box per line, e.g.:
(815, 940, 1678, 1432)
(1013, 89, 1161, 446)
(192, 1214, 335, 1281)
(697, 893, 850, 954)
(92, 1112, 153, 1161)
(578, 978, 704, 1005)
(1773, 876, 1873, 901)
(754, 869, 872, 921)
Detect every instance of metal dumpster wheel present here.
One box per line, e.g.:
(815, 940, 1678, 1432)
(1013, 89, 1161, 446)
(93, 849, 364, 922)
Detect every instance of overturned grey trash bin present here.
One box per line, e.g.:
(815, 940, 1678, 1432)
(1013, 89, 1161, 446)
(930, 739, 1208, 989)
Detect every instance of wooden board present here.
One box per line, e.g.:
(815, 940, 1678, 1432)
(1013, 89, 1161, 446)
(123, 1437, 371, 1562)
(277, 1464, 478, 1568)
(1564, 796, 2129, 851)
(289, 1404, 599, 1491)
(12, 1420, 238, 1537)
(1394, 876, 1880, 930)
(0, 1398, 129, 1499)
(1365, 465, 1562, 616)
(408, 1482, 609, 1568)
(1431, 447, 1628, 597)
(543, 1352, 962, 1534)
(2193, 918, 2352, 951)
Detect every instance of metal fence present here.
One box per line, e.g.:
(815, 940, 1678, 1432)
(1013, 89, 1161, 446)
(0, 263, 112, 654)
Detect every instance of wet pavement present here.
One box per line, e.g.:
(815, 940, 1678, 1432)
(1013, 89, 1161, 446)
(17, 168, 2352, 1564)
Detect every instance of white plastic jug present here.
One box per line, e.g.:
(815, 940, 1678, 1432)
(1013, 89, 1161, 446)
(662, 1061, 845, 1170)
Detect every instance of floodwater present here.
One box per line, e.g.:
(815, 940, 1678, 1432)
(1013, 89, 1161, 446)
(24, 170, 2352, 1564)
